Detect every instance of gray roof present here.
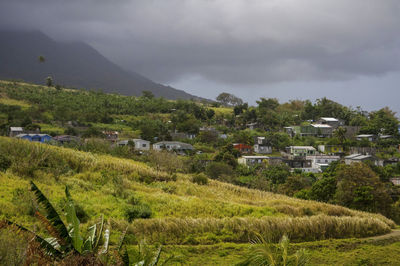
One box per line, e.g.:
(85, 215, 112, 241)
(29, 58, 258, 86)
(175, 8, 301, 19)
(16, 134, 51, 137)
(154, 141, 194, 149)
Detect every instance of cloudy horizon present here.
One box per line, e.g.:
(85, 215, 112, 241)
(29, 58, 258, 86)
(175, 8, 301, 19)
(1, 0, 400, 112)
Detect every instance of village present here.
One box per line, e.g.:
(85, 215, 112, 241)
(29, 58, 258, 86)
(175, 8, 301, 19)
(8, 114, 400, 187)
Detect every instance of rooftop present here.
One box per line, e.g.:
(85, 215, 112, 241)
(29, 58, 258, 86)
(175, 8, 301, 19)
(320, 117, 339, 122)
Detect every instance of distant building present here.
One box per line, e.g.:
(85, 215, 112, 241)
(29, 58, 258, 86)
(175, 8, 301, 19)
(238, 156, 270, 166)
(153, 141, 194, 153)
(344, 154, 383, 166)
(117, 139, 150, 151)
(254, 137, 272, 154)
(318, 145, 344, 155)
(285, 146, 316, 157)
(316, 117, 344, 128)
(233, 143, 253, 154)
(390, 177, 400, 186)
(356, 134, 377, 142)
(307, 155, 340, 172)
(102, 131, 119, 142)
(9, 127, 24, 137)
(300, 124, 333, 138)
(16, 134, 52, 143)
(53, 135, 80, 144)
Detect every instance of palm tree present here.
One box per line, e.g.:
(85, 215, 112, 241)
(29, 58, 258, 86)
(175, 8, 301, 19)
(237, 234, 309, 266)
(334, 126, 347, 146)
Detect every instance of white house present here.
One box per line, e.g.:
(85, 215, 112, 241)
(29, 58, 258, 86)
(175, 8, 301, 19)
(9, 127, 24, 137)
(307, 155, 340, 172)
(356, 134, 377, 142)
(153, 141, 194, 153)
(117, 139, 150, 151)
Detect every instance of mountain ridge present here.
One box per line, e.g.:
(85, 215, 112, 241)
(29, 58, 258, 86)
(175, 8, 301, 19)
(0, 30, 201, 100)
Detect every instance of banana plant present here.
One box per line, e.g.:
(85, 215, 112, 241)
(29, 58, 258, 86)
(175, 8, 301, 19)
(1, 181, 110, 259)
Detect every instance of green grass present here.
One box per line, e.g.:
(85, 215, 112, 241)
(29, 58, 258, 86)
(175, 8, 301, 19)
(0, 136, 399, 263)
(0, 97, 31, 109)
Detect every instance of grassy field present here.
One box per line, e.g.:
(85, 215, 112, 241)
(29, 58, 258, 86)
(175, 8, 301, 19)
(0, 136, 398, 263)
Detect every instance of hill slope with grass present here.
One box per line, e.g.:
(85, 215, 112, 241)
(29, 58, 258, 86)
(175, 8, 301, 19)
(0, 137, 395, 244)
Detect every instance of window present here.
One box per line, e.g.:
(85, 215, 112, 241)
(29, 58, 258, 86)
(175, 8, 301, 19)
(142, 144, 147, 147)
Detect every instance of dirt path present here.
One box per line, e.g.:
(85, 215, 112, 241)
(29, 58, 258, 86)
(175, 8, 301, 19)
(363, 230, 400, 242)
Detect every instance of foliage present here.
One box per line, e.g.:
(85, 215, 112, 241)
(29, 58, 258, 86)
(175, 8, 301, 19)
(237, 234, 309, 266)
(191, 173, 209, 185)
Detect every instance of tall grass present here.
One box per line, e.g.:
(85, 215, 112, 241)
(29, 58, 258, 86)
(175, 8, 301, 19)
(130, 215, 392, 245)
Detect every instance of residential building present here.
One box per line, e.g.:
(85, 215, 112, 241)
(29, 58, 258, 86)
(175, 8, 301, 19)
(318, 145, 344, 155)
(307, 155, 340, 172)
(344, 154, 383, 166)
(153, 141, 194, 153)
(9, 127, 24, 137)
(254, 137, 272, 154)
(16, 134, 52, 143)
(285, 146, 316, 157)
(238, 156, 269, 166)
(102, 131, 119, 142)
(300, 124, 333, 138)
(233, 143, 252, 154)
(53, 135, 80, 144)
(316, 117, 344, 128)
(390, 177, 400, 186)
(356, 134, 377, 142)
(117, 139, 150, 151)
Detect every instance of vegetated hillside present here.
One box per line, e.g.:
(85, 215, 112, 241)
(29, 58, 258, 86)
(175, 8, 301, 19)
(0, 137, 394, 247)
(0, 30, 200, 100)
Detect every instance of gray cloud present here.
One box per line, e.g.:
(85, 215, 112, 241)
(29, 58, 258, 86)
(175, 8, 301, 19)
(1, 0, 400, 85)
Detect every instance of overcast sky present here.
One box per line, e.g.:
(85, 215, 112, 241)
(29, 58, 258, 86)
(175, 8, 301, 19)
(1, 0, 400, 112)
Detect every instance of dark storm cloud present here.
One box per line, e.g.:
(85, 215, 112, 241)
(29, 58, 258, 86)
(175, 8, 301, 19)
(1, 0, 400, 86)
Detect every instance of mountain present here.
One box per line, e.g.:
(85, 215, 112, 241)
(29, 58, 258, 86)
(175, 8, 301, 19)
(0, 30, 199, 99)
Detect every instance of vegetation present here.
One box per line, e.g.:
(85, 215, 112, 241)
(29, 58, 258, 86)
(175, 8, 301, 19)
(1, 80, 400, 264)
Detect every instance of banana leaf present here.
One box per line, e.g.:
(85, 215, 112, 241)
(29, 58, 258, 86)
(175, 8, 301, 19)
(65, 186, 83, 253)
(30, 181, 70, 245)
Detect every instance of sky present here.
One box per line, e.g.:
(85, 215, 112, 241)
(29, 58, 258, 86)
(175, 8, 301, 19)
(1, 0, 400, 112)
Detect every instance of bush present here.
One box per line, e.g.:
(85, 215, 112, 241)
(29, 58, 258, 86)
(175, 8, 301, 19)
(206, 162, 234, 179)
(125, 204, 152, 222)
(0, 154, 11, 172)
(191, 173, 209, 185)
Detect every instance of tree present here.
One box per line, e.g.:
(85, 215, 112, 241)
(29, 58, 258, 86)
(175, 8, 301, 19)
(335, 163, 392, 215)
(216, 92, 243, 106)
(46, 76, 53, 87)
(308, 177, 337, 202)
(142, 90, 155, 99)
(333, 126, 347, 146)
(38, 55, 45, 63)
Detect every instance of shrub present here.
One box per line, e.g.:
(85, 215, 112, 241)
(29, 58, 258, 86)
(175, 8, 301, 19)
(191, 173, 209, 185)
(0, 153, 11, 171)
(206, 162, 234, 179)
(125, 204, 152, 222)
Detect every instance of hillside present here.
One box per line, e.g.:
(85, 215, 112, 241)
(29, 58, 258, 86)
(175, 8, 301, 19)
(0, 30, 200, 100)
(0, 137, 397, 263)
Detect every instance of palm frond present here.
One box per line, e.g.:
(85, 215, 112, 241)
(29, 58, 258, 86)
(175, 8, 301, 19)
(30, 181, 70, 244)
(149, 245, 162, 266)
(35, 211, 66, 246)
(99, 220, 110, 254)
(1, 219, 63, 258)
(94, 214, 104, 250)
(117, 226, 128, 252)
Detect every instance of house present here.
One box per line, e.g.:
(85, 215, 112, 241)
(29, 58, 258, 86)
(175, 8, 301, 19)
(283, 157, 320, 173)
(316, 117, 344, 128)
(300, 124, 333, 138)
(349, 147, 377, 156)
(53, 135, 80, 144)
(233, 143, 253, 154)
(356, 134, 377, 142)
(117, 139, 150, 151)
(238, 156, 270, 166)
(16, 134, 52, 143)
(285, 146, 316, 157)
(344, 154, 383, 166)
(246, 122, 258, 130)
(9, 127, 24, 137)
(254, 137, 272, 154)
(153, 141, 194, 153)
(170, 132, 196, 140)
(318, 145, 344, 155)
(390, 177, 400, 186)
(102, 131, 119, 142)
(307, 155, 340, 172)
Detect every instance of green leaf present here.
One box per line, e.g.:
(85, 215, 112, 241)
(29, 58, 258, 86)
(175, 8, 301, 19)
(94, 214, 104, 251)
(64, 186, 83, 253)
(83, 224, 97, 253)
(30, 181, 71, 246)
(3, 219, 62, 258)
(99, 221, 110, 254)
